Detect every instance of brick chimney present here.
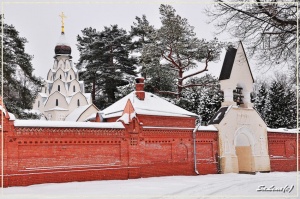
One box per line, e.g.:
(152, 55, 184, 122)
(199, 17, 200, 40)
(135, 77, 145, 100)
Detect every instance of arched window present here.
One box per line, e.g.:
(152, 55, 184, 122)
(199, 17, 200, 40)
(58, 85, 60, 92)
(38, 101, 40, 108)
(70, 75, 72, 80)
(77, 99, 80, 106)
(56, 99, 58, 106)
(60, 75, 62, 79)
(73, 85, 76, 92)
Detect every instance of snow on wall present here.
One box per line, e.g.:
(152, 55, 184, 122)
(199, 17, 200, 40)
(198, 125, 218, 131)
(14, 120, 125, 129)
(267, 127, 298, 134)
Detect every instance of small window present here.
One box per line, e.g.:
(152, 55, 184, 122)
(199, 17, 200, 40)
(38, 101, 40, 108)
(77, 99, 80, 106)
(58, 85, 60, 91)
(60, 75, 62, 79)
(56, 99, 58, 106)
(70, 75, 72, 80)
(73, 85, 75, 92)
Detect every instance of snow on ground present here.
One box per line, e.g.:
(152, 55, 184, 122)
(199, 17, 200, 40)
(1, 172, 298, 199)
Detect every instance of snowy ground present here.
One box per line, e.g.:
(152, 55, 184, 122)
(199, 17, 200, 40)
(1, 172, 298, 199)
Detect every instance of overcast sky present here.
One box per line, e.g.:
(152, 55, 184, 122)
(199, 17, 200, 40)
(3, 0, 281, 80)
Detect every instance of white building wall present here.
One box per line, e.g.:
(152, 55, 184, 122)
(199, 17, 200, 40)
(217, 106, 270, 173)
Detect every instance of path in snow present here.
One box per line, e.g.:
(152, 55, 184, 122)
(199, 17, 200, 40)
(1, 172, 298, 199)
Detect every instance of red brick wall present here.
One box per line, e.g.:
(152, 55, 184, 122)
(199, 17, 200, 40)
(1, 115, 219, 187)
(267, 132, 299, 172)
(107, 115, 195, 128)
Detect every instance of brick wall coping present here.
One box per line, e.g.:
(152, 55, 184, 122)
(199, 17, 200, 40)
(267, 128, 299, 134)
(198, 125, 218, 131)
(143, 126, 195, 130)
(14, 120, 125, 129)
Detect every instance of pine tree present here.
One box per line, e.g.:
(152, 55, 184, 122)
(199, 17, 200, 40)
(130, 15, 155, 55)
(138, 4, 224, 98)
(77, 25, 137, 109)
(0, 16, 42, 119)
(130, 14, 177, 96)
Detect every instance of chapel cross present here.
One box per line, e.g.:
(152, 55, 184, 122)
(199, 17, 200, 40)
(59, 12, 67, 34)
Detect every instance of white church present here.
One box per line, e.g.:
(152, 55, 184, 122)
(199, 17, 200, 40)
(32, 13, 99, 121)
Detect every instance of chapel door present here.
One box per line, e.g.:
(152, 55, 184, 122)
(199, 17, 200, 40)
(235, 133, 253, 173)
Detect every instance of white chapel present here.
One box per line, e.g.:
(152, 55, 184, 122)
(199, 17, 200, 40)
(208, 42, 270, 174)
(32, 13, 99, 121)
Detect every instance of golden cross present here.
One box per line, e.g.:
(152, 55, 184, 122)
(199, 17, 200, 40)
(59, 12, 67, 33)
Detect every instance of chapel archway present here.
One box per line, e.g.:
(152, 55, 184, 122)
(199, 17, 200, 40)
(234, 128, 254, 173)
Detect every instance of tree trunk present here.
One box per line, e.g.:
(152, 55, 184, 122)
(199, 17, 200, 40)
(92, 78, 96, 102)
(177, 69, 183, 98)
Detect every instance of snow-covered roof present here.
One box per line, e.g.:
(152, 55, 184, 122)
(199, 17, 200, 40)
(14, 120, 124, 129)
(84, 93, 91, 102)
(102, 92, 197, 118)
(85, 113, 97, 121)
(65, 104, 92, 121)
(45, 106, 69, 111)
(267, 128, 298, 134)
(0, 105, 6, 115)
(39, 93, 48, 98)
(65, 96, 71, 104)
(8, 112, 16, 121)
(117, 112, 136, 124)
(198, 125, 218, 131)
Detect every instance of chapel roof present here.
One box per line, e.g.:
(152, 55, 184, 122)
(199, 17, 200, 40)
(219, 47, 237, 80)
(219, 42, 254, 82)
(208, 106, 230, 125)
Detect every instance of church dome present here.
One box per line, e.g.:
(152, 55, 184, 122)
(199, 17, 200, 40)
(55, 33, 71, 55)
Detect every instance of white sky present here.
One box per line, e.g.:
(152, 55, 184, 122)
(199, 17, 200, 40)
(2, 0, 281, 80)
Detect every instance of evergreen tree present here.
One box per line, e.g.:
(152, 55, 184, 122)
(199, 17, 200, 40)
(130, 14, 177, 96)
(77, 25, 137, 109)
(130, 15, 155, 55)
(0, 16, 41, 119)
(138, 4, 224, 98)
(264, 80, 296, 129)
(254, 83, 268, 120)
(283, 87, 297, 129)
(175, 74, 222, 123)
